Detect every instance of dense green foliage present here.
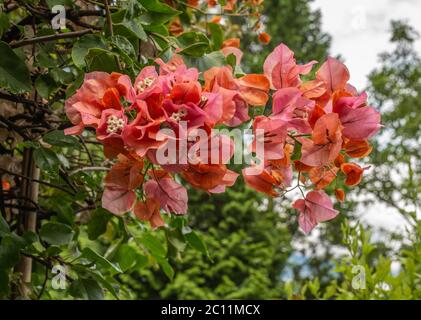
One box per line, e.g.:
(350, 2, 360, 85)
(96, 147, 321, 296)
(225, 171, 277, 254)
(128, 185, 293, 299)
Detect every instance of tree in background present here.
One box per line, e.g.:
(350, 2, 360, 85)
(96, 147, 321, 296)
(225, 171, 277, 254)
(127, 184, 292, 299)
(363, 20, 421, 222)
(242, 0, 331, 73)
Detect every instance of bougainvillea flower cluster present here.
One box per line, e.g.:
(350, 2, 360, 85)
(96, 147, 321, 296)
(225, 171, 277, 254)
(242, 44, 381, 233)
(65, 42, 381, 234)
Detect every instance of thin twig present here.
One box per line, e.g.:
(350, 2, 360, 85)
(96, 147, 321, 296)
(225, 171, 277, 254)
(69, 166, 110, 176)
(0, 115, 30, 140)
(74, 205, 97, 214)
(0, 92, 48, 111)
(103, 0, 122, 70)
(69, 18, 102, 30)
(37, 265, 49, 300)
(176, 0, 251, 17)
(10, 29, 93, 48)
(3, 3, 18, 13)
(59, 168, 78, 194)
(78, 136, 95, 166)
(0, 168, 75, 195)
(0, 175, 7, 218)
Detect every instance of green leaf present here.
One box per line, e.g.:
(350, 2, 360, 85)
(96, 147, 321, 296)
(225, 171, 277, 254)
(139, 233, 174, 279)
(140, 233, 166, 258)
(43, 130, 78, 148)
(66, 72, 84, 98)
(85, 48, 119, 73)
(33, 147, 60, 173)
(183, 228, 210, 258)
(166, 228, 186, 252)
(177, 32, 210, 57)
(291, 141, 302, 161)
(22, 231, 38, 245)
(39, 222, 75, 245)
(87, 208, 111, 241)
(0, 268, 10, 296)
(50, 68, 74, 85)
(0, 234, 25, 269)
(45, 246, 62, 257)
(114, 18, 147, 42)
(0, 215, 10, 236)
(143, 24, 169, 36)
(110, 35, 137, 68)
(226, 53, 237, 68)
(139, 0, 181, 25)
(0, 41, 32, 93)
(80, 248, 122, 273)
(183, 51, 225, 72)
(208, 23, 224, 50)
(72, 35, 107, 69)
(0, 12, 10, 38)
(35, 48, 57, 68)
(111, 35, 136, 57)
(35, 74, 58, 99)
(155, 256, 174, 281)
(73, 264, 119, 299)
(70, 278, 104, 300)
(113, 244, 139, 272)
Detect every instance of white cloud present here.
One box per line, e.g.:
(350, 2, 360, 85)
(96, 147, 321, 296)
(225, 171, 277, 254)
(312, 0, 421, 89)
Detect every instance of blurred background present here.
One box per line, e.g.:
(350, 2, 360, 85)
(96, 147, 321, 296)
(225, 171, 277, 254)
(121, 0, 421, 299)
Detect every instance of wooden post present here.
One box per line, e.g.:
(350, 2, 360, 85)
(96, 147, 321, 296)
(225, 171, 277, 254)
(16, 148, 40, 298)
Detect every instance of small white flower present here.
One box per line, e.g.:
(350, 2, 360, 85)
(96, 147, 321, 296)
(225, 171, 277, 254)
(106, 115, 124, 133)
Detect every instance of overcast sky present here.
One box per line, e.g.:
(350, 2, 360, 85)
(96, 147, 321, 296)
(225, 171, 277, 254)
(310, 0, 421, 232)
(312, 0, 421, 90)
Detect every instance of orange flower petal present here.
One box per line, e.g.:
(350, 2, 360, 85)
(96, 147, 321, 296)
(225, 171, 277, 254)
(271, 144, 294, 168)
(237, 74, 270, 106)
(335, 188, 345, 202)
(294, 160, 313, 173)
(187, 0, 200, 7)
(258, 32, 271, 45)
(134, 198, 164, 229)
(210, 16, 222, 24)
(102, 88, 122, 109)
(345, 140, 373, 158)
(309, 166, 338, 189)
(169, 18, 184, 36)
(243, 168, 279, 197)
(341, 162, 366, 186)
(258, 32, 270, 44)
(334, 153, 345, 167)
(308, 104, 326, 128)
(222, 38, 240, 49)
(300, 80, 327, 99)
(2, 180, 11, 191)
